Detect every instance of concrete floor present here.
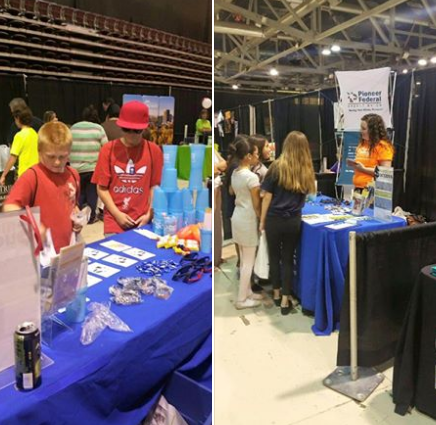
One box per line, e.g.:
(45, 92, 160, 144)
(214, 244, 435, 425)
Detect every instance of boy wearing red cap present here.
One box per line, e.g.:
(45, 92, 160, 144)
(92, 101, 163, 235)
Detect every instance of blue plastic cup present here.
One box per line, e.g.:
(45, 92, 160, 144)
(200, 228, 212, 254)
(189, 167, 204, 191)
(190, 144, 206, 170)
(196, 209, 205, 223)
(153, 186, 168, 213)
(172, 212, 183, 231)
(168, 190, 183, 214)
(181, 188, 194, 212)
(195, 188, 209, 211)
(163, 145, 178, 169)
(152, 212, 165, 235)
(183, 209, 196, 226)
(65, 287, 87, 323)
(161, 168, 178, 193)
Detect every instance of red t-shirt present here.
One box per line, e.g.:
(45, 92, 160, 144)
(91, 139, 163, 234)
(4, 163, 80, 253)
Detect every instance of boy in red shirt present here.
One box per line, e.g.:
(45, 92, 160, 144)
(92, 101, 163, 236)
(3, 122, 81, 253)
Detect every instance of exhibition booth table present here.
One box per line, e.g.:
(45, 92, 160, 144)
(176, 145, 213, 180)
(295, 196, 406, 336)
(0, 228, 212, 425)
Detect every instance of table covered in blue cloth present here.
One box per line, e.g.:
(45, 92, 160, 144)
(294, 197, 405, 336)
(0, 228, 212, 425)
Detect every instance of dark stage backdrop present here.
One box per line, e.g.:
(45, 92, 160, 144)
(48, 0, 212, 43)
(0, 75, 211, 143)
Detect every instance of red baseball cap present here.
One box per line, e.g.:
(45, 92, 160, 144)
(117, 101, 149, 130)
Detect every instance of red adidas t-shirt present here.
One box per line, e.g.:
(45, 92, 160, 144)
(4, 163, 80, 253)
(92, 139, 163, 234)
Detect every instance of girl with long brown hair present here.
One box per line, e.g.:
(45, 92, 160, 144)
(260, 131, 315, 315)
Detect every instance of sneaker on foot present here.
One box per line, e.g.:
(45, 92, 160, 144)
(235, 298, 261, 310)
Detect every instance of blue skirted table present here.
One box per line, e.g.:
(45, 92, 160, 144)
(0, 228, 212, 425)
(295, 197, 406, 336)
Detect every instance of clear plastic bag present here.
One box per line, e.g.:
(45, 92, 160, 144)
(80, 302, 132, 345)
(155, 282, 174, 300)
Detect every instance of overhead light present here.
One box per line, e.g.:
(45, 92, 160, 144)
(322, 48, 331, 56)
(431, 56, 436, 64)
(232, 84, 239, 90)
(402, 69, 408, 74)
(418, 59, 427, 66)
(416, 81, 421, 85)
(270, 68, 279, 76)
(331, 44, 341, 52)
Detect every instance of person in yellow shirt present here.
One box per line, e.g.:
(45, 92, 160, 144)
(195, 109, 212, 138)
(0, 107, 39, 186)
(347, 113, 394, 190)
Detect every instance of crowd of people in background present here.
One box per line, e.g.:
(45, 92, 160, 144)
(0, 97, 164, 255)
(216, 113, 393, 314)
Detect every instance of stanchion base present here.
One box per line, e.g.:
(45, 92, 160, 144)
(323, 366, 384, 402)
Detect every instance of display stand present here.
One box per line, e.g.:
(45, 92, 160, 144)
(323, 232, 384, 402)
(40, 246, 87, 347)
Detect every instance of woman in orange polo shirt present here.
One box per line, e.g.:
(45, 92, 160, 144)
(347, 114, 394, 190)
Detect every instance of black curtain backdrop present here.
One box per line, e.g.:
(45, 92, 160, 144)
(0, 74, 26, 144)
(337, 223, 436, 367)
(404, 69, 436, 220)
(272, 93, 320, 160)
(0, 75, 210, 143)
(255, 103, 266, 136)
(237, 105, 250, 135)
(320, 88, 337, 169)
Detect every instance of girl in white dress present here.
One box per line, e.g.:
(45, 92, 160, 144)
(230, 138, 264, 309)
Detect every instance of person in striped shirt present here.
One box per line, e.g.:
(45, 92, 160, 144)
(70, 105, 108, 223)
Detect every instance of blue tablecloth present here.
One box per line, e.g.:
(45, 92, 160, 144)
(295, 197, 406, 336)
(0, 228, 212, 425)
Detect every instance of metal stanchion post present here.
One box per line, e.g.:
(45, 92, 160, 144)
(323, 231, 384, 402)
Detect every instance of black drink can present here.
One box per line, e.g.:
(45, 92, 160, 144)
(14, 322, 42, 391)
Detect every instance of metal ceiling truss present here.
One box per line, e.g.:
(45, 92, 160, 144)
(215, 0, 436, 92)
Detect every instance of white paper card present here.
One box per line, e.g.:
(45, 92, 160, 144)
(100, 240, 132, 252)
(87, 274, 102, 287)
(84, 247, 109, 260)
(325, 222, 356, 230)
(102, 254, 138, 268)
(88, 262, 120, 277)
(133, 228, 160, 240)
(123, 248, 155, 261)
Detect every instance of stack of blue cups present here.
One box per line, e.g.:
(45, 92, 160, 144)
(195, 188, 209, 223)
(163, 145, 178, 169)
(168, 190, 183, 230)
(182, 188, 196, 226)
(189, 144, 206, 191)
(152, 186, 168, 235)
(161, 168, 178, 193)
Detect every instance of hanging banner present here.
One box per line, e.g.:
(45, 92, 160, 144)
(123, 94, 175, 145)
(374, 166, 394, 222)
(337, 131, 360, 186)
(336, 67, 392, 130)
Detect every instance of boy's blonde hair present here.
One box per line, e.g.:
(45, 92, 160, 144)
(38, 121, 72, 152)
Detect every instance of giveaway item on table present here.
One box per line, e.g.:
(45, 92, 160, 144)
(136, 260, 179, 276)
(172, 255, 211, 283)
(80, 302, 132, 346)
(88, 262, 120, 278)
(352, 192, 365, 216)
(123, 247, 155, 261)
(133, 228, 161, 240)
(100, 240, 132, 252)
(110, 276, 174, 303)
(84, 247, 109, 260)
(109, 285, 142, 306)
(102, 254, 138, 268)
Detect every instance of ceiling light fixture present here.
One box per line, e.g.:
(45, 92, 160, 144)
(418, 59, 428, 66)
(322, 48, 331, 56)
(431, 56, 436, 64)
(331, 44, 341, 52)
(270, 68, 279, 76)
(402, 69, 408, 74)
(232, 84, 239, 90)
